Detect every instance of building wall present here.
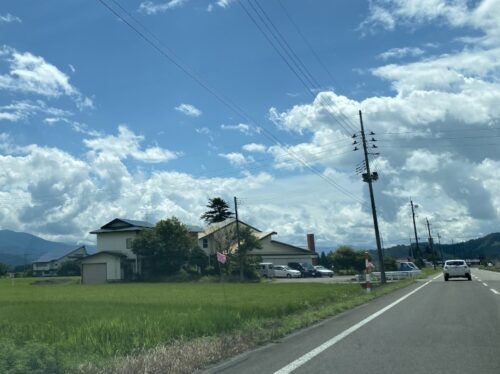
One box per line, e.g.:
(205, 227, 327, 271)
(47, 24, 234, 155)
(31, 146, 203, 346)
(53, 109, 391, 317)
(81, 254, 122, 280)
(96, 232, 138, 258)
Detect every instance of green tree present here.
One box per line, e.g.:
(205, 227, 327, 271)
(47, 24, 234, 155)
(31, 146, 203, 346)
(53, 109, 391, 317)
(57, 261, 81, 276)
(132, 217, 196, 279)
(383, 256, 397, 271)
(200, 197, 234, 224)
(319, 252, 328, 267)
(188, 246, 209, 273)
(331, 246, 367, 273)
(234, 226, 262, 281)
(0, 262, 10, 276)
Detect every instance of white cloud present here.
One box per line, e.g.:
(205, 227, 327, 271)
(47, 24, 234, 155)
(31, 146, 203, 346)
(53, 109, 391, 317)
(378, 47, 425, 60)
(0, 100, 73, 123)
(220, 123, 258, 135)
(242, 143, 267, 153)
(84, 126, 178, 163)
(218, 152, 247, 166)
(175, 103, 202, 117)
(139, 0, 189, 15)
(196, 127, 210, 135)
(0, 46, 93, 110)
(0, 13, 21, 23)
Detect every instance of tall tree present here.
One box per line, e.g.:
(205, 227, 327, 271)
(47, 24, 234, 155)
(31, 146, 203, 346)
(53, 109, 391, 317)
(132, 217, 196, 278)
(234, 226, 262, 281)
(200, 197, 234, 224)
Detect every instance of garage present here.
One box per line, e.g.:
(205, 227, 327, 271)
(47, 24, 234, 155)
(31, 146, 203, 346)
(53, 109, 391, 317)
(82, 263, 107, 284)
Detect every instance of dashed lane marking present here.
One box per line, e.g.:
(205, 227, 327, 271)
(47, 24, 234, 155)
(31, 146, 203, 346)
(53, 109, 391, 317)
(490, 289, 500, 295)
(273, 274, 442, 374)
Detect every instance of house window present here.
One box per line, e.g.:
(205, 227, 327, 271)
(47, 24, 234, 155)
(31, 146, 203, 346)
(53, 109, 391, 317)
(126, 238, 133, 249)
(202, 238, 208, 249)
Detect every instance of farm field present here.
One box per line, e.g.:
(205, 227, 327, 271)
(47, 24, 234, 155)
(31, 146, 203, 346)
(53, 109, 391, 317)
(0, 277, 412, 373)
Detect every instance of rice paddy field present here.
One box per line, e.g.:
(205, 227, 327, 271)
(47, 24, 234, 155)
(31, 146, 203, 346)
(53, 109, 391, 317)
(0, 277, 409, 373)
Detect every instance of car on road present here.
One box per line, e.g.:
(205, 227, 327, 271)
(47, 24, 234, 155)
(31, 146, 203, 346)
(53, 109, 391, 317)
(273, 265, 301, 278)
(314, 265, 334, 277)
(287, 262, 317, 277)
(443, 259, 471, 281)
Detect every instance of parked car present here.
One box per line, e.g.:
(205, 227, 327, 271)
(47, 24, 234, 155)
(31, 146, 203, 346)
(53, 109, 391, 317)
(443, 259, 471, 281)
(273, 265, 301, 278)
(287, 262, 317, 277)
(314, 265, 334, 277)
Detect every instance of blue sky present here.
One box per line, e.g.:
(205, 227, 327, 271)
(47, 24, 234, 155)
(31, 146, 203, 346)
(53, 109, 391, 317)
(1, 0, 500, 249)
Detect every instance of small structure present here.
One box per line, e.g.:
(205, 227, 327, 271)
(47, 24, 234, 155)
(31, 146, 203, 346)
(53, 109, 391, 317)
(198, 219, 317, 265)
(32, 246, 88, 276)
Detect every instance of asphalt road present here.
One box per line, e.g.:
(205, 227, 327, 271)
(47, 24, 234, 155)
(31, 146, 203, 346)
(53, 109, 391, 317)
(204, 268, 500, 374)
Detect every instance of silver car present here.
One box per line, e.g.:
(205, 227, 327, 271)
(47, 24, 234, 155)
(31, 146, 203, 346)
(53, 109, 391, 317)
(314, 265, 334, 277)
(443, 259, 471, 281)
(273, 265, 301, 278)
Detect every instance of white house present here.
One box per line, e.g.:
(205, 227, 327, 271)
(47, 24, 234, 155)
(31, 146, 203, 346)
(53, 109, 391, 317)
(81, 218, 203, 284)
(32, 246, 88, 276)
(81, 218, 154, 284)
(198, 219, 317, 265)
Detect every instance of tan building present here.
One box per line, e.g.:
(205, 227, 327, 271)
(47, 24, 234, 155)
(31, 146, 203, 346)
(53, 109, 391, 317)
(198, 218, 317, 265)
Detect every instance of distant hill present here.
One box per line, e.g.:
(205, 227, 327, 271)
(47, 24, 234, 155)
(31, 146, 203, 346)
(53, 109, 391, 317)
(317, 233, 500, 261)
(380, 232, 500, 260)
(0, 229, 95, 266)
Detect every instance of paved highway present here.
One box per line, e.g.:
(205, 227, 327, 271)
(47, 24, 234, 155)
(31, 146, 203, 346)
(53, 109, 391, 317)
(204, 269, 500, 374)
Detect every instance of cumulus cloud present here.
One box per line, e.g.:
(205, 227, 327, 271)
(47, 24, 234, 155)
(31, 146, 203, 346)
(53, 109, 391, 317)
(242, 143, 267, 153)
(84, 126, 178, 163)
(139, 0, 189, 14)
(218, 152, 248, 166)
(175, 103, 202, 117)
(0, 46, 93, 109)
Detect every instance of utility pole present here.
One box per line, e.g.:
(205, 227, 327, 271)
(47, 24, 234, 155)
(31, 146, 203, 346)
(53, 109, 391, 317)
(437, 232, 443, 262)
(426, 218, 435, 265)
(355, 110, 386, 283)
(234, 196, 241, 253)
(410, 199, 420, 259)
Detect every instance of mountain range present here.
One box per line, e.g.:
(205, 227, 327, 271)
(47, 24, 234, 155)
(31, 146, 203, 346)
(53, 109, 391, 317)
(1, 229, 499, 268)
(0, 229, 95, 266)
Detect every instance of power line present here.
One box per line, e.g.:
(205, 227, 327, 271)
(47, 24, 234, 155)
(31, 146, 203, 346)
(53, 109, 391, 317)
(96, 0, 367, 206)
(238, 0, 358, 135)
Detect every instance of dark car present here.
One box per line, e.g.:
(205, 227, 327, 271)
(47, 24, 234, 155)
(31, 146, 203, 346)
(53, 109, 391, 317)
(287, 262, 317, 277)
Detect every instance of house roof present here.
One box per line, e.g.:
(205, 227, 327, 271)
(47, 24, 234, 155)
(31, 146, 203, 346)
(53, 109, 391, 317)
(198, 218, 262, 239)
(91, 218, 202, 234)
(270, 240, 316, 254)
(90, 218, 154, 234)
(34, 246, 87, 263)
(80, 251, 127, 261)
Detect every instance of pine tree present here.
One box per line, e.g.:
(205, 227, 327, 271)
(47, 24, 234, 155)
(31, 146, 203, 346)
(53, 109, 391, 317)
(200, 197, 234, 224)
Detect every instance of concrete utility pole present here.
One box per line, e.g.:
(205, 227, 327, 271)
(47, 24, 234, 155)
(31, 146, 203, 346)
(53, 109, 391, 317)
(410, 199, 420, 258)
(357, 110, 386, 283)
(234, 196, 241, 253)
(426, 218, 434, 251)
(437, 231, 444, 262)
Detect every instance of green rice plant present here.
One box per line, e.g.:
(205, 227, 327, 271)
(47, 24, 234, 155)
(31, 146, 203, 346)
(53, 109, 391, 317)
(0, 277, 371, 370)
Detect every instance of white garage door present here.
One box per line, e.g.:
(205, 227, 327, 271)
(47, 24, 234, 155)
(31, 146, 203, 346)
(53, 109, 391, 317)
(82, 263, 107, 284)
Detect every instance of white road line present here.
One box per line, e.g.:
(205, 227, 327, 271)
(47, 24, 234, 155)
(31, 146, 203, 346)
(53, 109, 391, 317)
(483, 282, 489, 287)
(273, 274, 441, 374)
(491, 289, 500, 295)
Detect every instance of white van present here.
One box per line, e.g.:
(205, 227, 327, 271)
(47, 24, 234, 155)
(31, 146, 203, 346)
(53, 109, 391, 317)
(258, 262, 274, 278)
